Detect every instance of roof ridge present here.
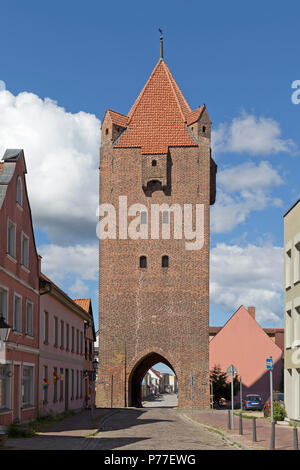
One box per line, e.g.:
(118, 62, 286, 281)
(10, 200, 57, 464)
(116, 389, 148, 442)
(163, 62, 191, 120)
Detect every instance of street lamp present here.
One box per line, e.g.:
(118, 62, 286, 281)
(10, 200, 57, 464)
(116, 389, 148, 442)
(0, 315, 11, 343)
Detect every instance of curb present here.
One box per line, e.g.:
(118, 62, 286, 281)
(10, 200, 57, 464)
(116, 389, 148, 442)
(181, 413, 259, 450)
(97, 410, 121, 432)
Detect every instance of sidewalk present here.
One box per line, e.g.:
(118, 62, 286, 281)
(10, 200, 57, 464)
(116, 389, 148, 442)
(4, 408, 113, 450)
(185, 410, 298, 450)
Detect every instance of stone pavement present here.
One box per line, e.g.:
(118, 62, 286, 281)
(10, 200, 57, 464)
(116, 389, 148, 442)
(185, 409, 299, 450)
(5, 408, 113, 450)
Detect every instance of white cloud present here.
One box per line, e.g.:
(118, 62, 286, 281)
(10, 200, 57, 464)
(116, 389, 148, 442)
(0, 81, 6, 91)
(212, 113, 296, 156)
(211, 161, 283, 233)
(68, 278, 90, 297)
(0, 87, 101, 243)
(210, 242, 283, 324)
(38, 243, 98, 284)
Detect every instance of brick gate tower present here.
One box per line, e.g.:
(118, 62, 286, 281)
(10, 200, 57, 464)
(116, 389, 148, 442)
(97, 45, 217, 409)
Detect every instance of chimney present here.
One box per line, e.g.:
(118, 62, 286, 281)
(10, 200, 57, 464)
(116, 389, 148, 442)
(248, 306, 256, 320)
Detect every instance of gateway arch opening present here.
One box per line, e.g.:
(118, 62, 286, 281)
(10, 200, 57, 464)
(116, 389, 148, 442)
(128, 352, 178, 408)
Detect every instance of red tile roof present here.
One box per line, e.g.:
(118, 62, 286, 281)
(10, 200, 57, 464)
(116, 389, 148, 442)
(106, 109, 128, 128)
(0, 162, 3, 175)
(187, 105, 205, 126)
(73, 298, 91, 312)
(114, 60, 198, 155)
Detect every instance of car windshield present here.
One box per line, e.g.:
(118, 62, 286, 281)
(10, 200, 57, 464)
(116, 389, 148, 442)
(247, 396, 262, 401)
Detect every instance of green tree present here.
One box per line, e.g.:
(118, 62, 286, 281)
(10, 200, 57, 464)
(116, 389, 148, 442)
(210, 365, 239, 406)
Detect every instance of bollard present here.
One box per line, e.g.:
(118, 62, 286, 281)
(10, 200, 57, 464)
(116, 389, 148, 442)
(239, 412, 243, 435)
(252, 417, 257, 442)
(227, 410, 231, 430)
(293, 426, 298, 450)
(270, 421, 275, 450)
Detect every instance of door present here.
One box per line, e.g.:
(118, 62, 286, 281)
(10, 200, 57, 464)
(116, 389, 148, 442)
(65, 369, 69, 411)
(13, 365, 21, 422)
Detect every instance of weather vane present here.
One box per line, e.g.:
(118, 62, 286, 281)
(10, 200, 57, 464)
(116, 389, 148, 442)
(159, 28, 163, 60)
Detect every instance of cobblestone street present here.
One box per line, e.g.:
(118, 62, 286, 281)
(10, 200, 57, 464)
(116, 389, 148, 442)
(5, 395, 238, 450)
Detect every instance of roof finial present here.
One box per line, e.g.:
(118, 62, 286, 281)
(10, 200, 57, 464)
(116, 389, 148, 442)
(159, 28, 163, 60)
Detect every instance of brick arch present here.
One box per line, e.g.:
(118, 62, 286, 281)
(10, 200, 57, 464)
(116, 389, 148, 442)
(128, 351, 177, 407)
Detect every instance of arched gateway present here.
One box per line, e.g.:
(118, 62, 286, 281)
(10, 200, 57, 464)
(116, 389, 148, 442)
(96, 50, 217, 409)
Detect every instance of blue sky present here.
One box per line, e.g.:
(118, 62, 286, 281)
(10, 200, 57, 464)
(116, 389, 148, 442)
(1, 1, 300, 376)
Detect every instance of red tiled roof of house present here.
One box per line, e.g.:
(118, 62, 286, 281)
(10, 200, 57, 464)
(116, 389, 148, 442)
(114, 59, 198, 155)
(73, 298, 91, 312)
(187, 105, 205, 126)
(0, 162, 3, 175)
(106, 109, 128, 128)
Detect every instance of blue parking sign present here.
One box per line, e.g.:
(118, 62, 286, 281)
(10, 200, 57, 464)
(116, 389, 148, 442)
(266, 358, 273, 370)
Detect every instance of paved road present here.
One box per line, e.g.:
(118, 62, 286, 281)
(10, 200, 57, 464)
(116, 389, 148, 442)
(6, 395, 237, 450)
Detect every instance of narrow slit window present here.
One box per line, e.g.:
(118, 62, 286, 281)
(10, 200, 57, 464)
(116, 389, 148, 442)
(202, 126, 206, 133)
(152, 160, 157, 167)
(140, 256, 147, 268)
(162, 255, 169, 268)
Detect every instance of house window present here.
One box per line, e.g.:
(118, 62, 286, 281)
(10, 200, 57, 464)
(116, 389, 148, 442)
(21, 233, 29, 268)
(25, 301, 33, 336)
(286, 309, 292, 348)
(60, 320, 64, 348)
(76, 329, 79, 354)
(60, 368, 64, 401)
(80, 371, 83, 398)
(71, 326, 75, 352)
(54, 316, 58, 346)
(76, 370, 79, 399)
(66, 323, 69, 350)
(0, 286, 8, 322)
(7, 218, 16, 258)
(152, 159, 157, 167)
(71, 369, 74, 400)
(0, 365, 11, 410)
(140, 256, 147, 268)
(16, 177, 23, 206)
(80, 331, 83, 355)
(13, 294, 22, 332)
(202, 126, 206, 133)
(53, 367, 58, 402)
(162, 255, 169, 268)
(44, 311, 49, 343)
(22, 366, 34, 408)
(43, 366, 48, 404)
(286, 247, 292, 289)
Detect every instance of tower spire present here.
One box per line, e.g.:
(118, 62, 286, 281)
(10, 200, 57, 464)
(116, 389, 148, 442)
(159, 28, 163, 60)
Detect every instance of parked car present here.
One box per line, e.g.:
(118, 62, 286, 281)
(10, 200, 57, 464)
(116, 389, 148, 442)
(243, 394, 265, 411)
(263, 392, 284, 417)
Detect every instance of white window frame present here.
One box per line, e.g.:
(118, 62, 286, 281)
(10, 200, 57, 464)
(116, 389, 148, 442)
(7, 217, 16, 259)
(293, 297, 300, 347)
(25, 300, 34, 337)
(21, 232, 30, 269)
(0, 284, 9, 322)
(16, 176, 23, 207)
(13, 293, 22, 333)
(22, 365, 34, 408)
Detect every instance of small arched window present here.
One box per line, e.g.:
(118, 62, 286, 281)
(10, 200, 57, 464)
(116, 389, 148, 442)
(105, 128, 109, 135)
(162, 255, 169, 268)
(16, 177, 23, 206)
(140, 256, 147, 268)
(152, 159, 157, 167)
(202, 126, 206, 133)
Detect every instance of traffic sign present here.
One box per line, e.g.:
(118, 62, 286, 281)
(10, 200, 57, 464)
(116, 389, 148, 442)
(227, 365, 237, 376)
(266, 358, 273, 370)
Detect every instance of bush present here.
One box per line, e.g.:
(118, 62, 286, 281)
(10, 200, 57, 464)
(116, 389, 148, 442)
(273, 402, 286, 422)
(7, 423, 35, 438)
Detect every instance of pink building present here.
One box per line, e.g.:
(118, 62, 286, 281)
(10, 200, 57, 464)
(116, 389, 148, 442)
(0, 150, 40, 425)
(39, 274, 91, 416)
(209, 306, 284, 401)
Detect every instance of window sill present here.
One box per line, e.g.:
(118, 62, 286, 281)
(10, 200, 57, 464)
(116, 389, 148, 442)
(21, 405, 35, 411)
(12, 330, 23, 337)
(16, 202, 23, 212)
(21, 264, 30, 274)
(0, 409, 12, 416)
(25, 334, 34, 340)
(6, 253, 17, 264)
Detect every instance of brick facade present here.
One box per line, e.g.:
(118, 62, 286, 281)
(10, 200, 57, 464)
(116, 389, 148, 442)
(97, 59, 217, 409)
